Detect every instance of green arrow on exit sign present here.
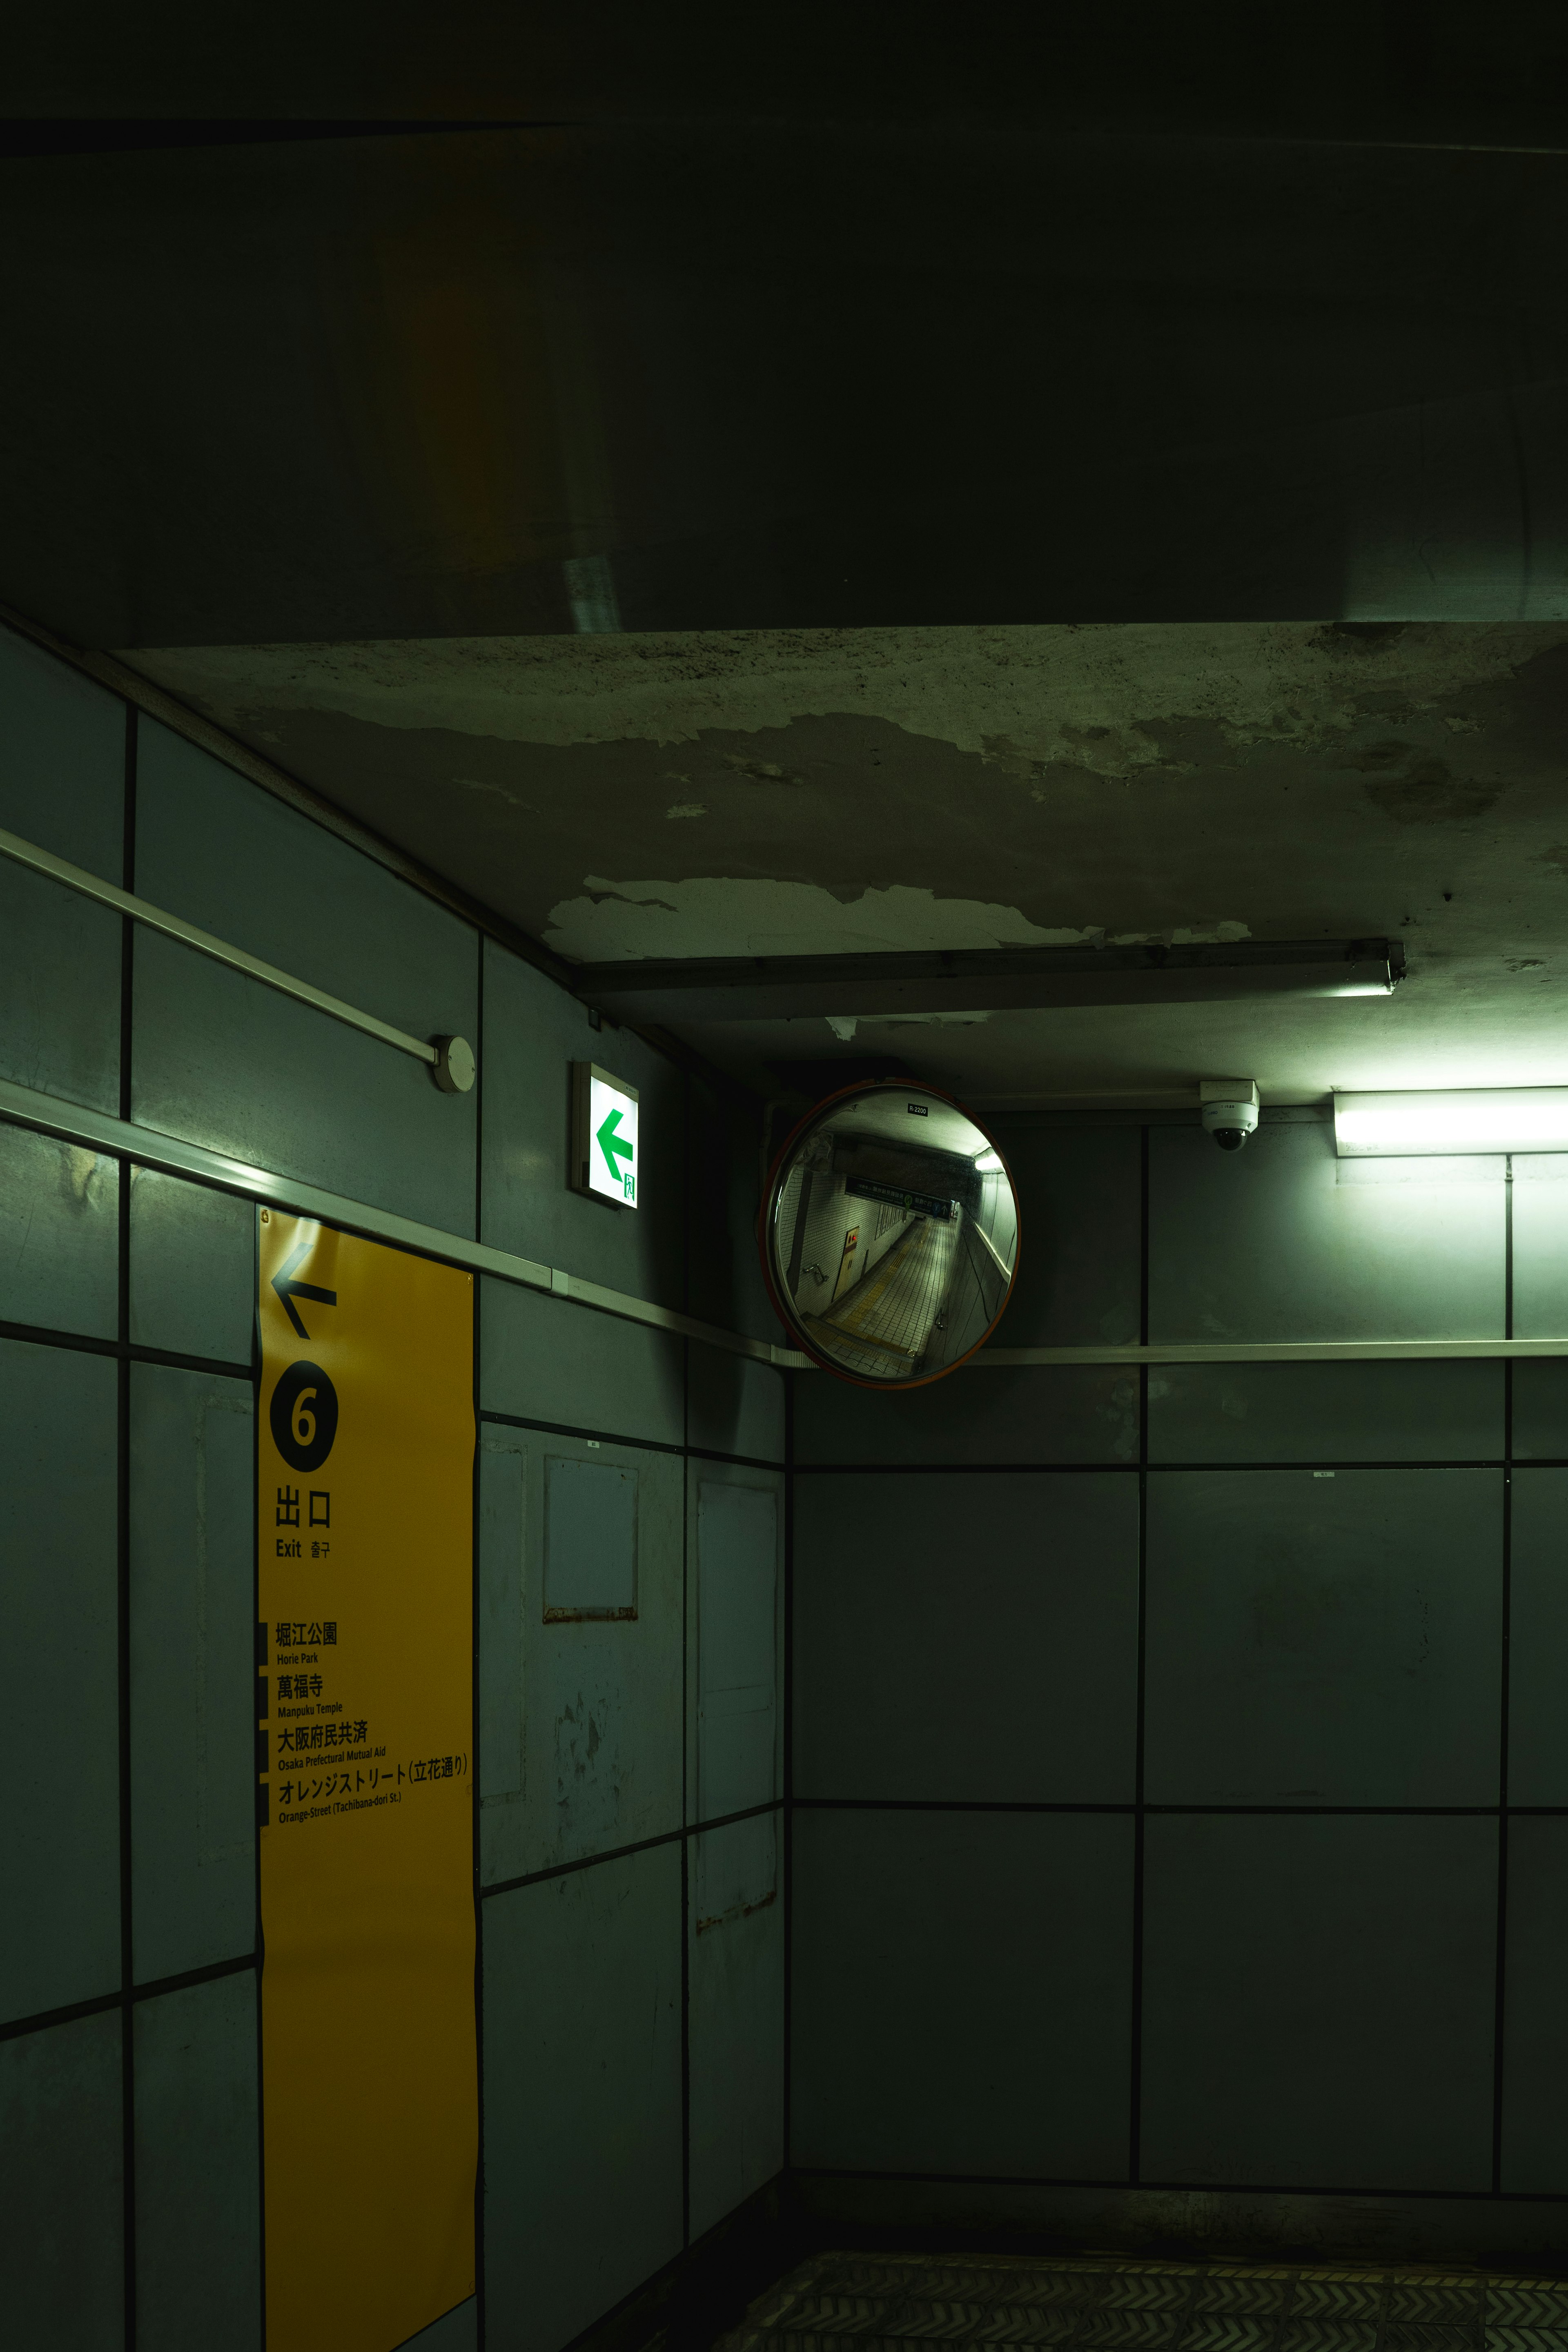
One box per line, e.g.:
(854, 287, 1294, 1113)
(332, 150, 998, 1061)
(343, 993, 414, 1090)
(597, 1105, 634, 1184)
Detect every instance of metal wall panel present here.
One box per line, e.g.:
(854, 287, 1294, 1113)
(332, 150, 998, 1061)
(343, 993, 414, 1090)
(695, 1807, 778, 1929)
(132, 720, 479, 1236)
(134, 1972, 261, 2351)
(479, 1432, 528, 1857)
(0, 863, 123, 1115)
(982, 1123, 1142, 1348)
(1149, 1124, 1506, 1343)
(1145, 1468, 1502, 1806)
(792, 1361, 1139, 1468)
(1506, 1469, 1568, 1804)
(479, 1428, 682, 1885)
(1512, 1360, 1568, 1460)
(0, 2009, 123, 2343)
(129, 1168, 254, 1365)
(1148, 1359, 1503, 1465)
(1501, 1815, 1568, 2192)
(1140, 1814, 1497, 2188)
(790, 1808, 1133, 2177)
(1510, 1159, 1568, 1340)
(129, 1365, 256, 1980)
(0, 1123, 118, 1339)
(483, 1846, 683, 2352)
(0, 623, 124, 1114)
(684, 1076, 776, 1349)
(689, 1815, 784, 2241)
(795, 1470, 1137, 1804)
(697, 1480, 779, 1822)
(686, 1461, 784, 1832)
(0, 1334, 119, 2021)
(687, 1347, 785, 1466)
(0, 621, 124, 865)
(480, 1276, 684, 1450)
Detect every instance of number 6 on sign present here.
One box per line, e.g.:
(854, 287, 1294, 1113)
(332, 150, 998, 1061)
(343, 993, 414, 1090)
(269, 1359, 339, 1473)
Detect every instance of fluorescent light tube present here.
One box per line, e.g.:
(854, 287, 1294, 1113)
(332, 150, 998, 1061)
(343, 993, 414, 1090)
(1334, 1088, 1568, 1156)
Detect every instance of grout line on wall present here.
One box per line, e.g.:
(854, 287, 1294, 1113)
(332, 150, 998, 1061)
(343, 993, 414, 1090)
(250, 1196, 267, 2352)
(681, 1138, 693, 2258)
(792, 1798, 1527, 1815)
(790, 1459, 1143, 1475)
(0, 1952, 260, 2047)
(117, 698, 138, 2352)
(686, 1442, 788, 1473)
(1494, 1172, 1514, 2197)
(0, 1315, 252, 1380)
(479, 1801, 786, 1901)
(1138, 1124, 1151, 1354)
(471, 948, 488, 2352)
(793, 1797, 1139, 1813)
(789, 2163, 1568, 2204)
(792, 1457, 1515, 1474)
(782, 1361, 796, 2192)
(1128, 1127, 1150, 2188)
(680, 1813, 692, 2254)
(479, 1405, 782, 1475)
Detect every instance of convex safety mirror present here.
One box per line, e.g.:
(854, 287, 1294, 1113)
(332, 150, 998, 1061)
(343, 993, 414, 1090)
(761, 1083, 1020, 1386)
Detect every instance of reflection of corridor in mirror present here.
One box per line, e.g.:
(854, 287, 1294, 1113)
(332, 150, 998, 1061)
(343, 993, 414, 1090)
(803, 1211, 958, 1378)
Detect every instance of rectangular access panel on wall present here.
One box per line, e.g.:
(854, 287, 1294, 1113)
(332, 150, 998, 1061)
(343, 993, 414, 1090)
(546, 1454, 639, 1619)
(257, 1212, 477, 2352)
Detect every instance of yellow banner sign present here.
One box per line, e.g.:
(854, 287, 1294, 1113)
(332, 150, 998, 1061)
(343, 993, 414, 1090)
(257, 1210, 476, 2352)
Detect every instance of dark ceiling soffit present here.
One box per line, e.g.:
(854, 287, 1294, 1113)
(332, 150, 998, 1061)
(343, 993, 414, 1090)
(0, 120, 566, 160)
(572, 938, 1406, 1023)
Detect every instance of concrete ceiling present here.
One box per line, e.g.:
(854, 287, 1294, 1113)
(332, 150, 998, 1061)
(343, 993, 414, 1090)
(127, 619, 1568, 1106)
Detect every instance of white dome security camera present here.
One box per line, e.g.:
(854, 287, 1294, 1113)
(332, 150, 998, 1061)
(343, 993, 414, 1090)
(1199, 1078, 1260, 1153)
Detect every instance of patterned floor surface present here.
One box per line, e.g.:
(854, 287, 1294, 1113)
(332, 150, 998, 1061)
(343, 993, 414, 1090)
(717, 2252, 1568, 2352)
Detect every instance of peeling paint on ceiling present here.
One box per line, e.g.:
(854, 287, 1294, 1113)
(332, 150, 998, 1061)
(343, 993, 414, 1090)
(120, 618, 1568, 1102)
(543, 876, 1255, 962)
(127, 619, 1561, 772)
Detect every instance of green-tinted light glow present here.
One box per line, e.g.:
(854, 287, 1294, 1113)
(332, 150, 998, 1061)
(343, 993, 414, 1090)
(1334, 1087, 1568, 1156)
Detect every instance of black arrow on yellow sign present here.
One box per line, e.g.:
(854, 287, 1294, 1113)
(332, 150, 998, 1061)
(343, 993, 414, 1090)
(272, 1242, 338, 1341)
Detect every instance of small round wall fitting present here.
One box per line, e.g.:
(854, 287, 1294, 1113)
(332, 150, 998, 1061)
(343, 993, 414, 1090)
(430, 1035, 477, 1094)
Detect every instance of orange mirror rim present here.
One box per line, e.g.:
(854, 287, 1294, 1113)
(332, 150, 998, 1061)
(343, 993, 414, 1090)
(756, 1078, 1022, 1390)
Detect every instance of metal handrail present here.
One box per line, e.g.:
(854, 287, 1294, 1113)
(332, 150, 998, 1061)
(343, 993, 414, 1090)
(0, 825, 452, 1074)
(1, 1076, 1560, 1373)
(0, 1078, 804, 1369)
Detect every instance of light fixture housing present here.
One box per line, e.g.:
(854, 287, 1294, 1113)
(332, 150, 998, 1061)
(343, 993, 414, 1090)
(1334, 1087, 1568, 1157)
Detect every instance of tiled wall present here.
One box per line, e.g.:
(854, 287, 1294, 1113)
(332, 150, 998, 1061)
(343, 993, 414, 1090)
(790, 1117, 1568, 2230)
(0, 621, 786, 2349)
